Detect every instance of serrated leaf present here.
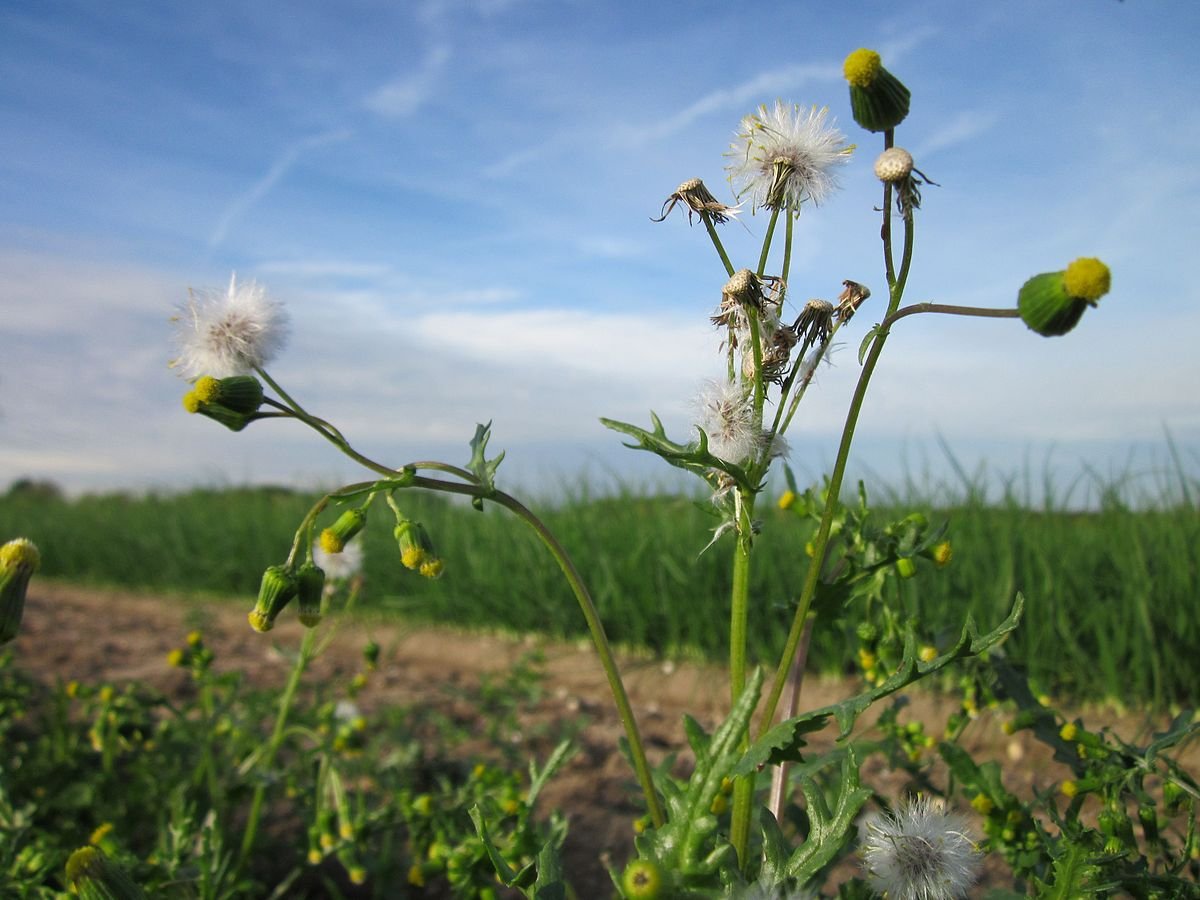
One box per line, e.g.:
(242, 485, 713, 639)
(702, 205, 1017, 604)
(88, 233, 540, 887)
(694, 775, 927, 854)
(599, 414, 758, 493)
(467, 422, 506, 495)
(785, 749, 873, 881)
(531, 840, 567, 900)
(640, 670, 764, 874)
(736, 597, 1023, 774)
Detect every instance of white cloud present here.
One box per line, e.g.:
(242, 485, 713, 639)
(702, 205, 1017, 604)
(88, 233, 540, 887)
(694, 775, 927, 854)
(363, 44, 451, 118)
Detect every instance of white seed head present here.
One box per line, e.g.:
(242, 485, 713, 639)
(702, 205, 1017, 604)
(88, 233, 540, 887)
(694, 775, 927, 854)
(695, 380, 761, 465)
(874, 147, 914, 183)
(726, 102, 852, 212)
(313, 538, 364, 584)
(859, 796, 981, 900)
(171, 274, 289, 378)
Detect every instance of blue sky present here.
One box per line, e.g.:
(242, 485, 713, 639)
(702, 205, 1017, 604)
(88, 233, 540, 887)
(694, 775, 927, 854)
(2, 0, 1198, 502)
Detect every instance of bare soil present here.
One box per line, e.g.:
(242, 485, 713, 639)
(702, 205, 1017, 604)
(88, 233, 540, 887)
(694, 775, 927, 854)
(9, 582, 1194, 897)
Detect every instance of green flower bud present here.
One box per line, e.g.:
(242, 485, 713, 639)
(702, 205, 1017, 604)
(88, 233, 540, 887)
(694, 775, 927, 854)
(621, 859, 665, 899)
(193, 401, 255, 431)
(296, 562, 325, 627)
(895, 557, 917, 579)
(65, 847, 148, 900)
(0, 538, 40, 644)
(208, 375, 265, 414)
(248, 565, 298, 632)
(1018, 272, 1088, 337)
(320, 508, 367, 554)
(843, 48, 911, 132)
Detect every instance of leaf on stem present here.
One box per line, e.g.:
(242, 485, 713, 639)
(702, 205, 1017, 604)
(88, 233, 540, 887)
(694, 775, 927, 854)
(467, 422, 506, 501)
(735, 595, 1024, 774)
(599, 413, 758, 494)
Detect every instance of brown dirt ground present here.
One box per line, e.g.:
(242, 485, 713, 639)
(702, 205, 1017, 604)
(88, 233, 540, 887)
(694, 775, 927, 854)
(9, 582, 1197, 897)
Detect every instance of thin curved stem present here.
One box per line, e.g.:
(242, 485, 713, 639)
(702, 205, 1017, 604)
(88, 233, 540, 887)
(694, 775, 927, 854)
(488, 489, 665, 827)
(882, 302, 1021, 328)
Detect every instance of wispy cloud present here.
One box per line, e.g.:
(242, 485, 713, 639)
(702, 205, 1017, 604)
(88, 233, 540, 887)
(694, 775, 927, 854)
(208, 130, 351, 248)
(362, 44, 451, 118)
(626, 61, 842, 145)
(916, 109, 999, 159)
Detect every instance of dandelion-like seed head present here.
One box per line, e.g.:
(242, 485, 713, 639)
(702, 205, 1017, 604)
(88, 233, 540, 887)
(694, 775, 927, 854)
(171, 274, 289, 379)
(860, 795, 982, 900)
(695, 381, 761, 465)
(726, 102, 852, 213)
(313, 539, 364, 584)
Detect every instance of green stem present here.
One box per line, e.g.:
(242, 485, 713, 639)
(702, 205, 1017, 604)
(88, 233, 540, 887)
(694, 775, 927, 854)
(702, 212, 736, 277)
(882, 302, 1021, 328)
(487, 489, 664, 826)
(248, 383, 661, 825)
(757, 208, 781, 277)
(759, 210, 916, 736)
(727, 492, 756, 865)
(239, 626, 318, 867)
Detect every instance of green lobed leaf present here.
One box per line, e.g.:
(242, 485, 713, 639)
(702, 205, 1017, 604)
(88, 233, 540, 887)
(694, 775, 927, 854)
(785, 748, 873, 882)
(735, 596, 1024, 775)
(599, 414, 758, 494)
(467, 422, 506, 497)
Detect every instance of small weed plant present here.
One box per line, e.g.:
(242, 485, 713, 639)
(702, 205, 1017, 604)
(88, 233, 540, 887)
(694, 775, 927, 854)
(2, 45, 1197, 899)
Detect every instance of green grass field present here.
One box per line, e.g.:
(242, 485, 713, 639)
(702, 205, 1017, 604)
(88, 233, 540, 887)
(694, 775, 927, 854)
(2, 472, 1196, 708)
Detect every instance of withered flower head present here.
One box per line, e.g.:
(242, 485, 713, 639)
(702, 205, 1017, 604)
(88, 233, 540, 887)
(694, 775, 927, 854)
(712, 268, 767, 329)
(652, 178, 740, 225)
(794, 299, 835, 344)
(836, 280, 871, 323)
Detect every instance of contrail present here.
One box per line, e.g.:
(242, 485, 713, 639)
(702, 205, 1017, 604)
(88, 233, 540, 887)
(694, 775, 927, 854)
(208, 129, 351, 249)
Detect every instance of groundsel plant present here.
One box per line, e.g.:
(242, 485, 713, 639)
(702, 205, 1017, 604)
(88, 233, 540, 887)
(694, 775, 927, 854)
(149, 45, 1158, 899)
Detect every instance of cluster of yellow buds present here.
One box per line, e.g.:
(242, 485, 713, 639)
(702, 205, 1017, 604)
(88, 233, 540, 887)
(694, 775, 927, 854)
(248, 561, 326, 632)
(393, 518, 444, 579)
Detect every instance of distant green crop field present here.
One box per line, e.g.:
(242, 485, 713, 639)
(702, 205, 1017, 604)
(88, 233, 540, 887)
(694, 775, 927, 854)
(2, 475, 1196, 708)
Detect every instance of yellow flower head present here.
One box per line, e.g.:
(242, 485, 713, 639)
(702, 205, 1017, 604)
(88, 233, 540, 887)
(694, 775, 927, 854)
(844, 48, 882, 87)
(182, 390, 202, 413)
(166, 648, 185, 668)
(777, 489, 796, 511)
(319, 528, 345, 554)
(1059, 722, 1079, 741)
(1063, 257, 1111, 301)
(0, 538, 40, 573)
(1060, 780, 1079, 798)
(932, 541, 952, 567)
(193, 376, 222, 403)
